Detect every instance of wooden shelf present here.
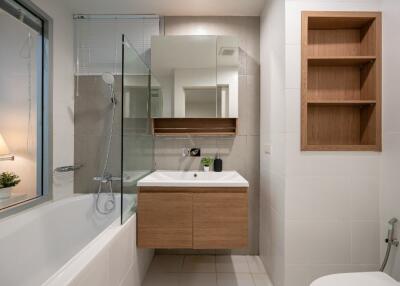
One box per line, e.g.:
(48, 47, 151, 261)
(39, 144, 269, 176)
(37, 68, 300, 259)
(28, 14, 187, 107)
(302, 144, 380, 152)
(308, 100, 376, 106)
(154, 132, 236, 137)
(308, 56, 376, 66)
(301, 11, 382, 151)
(307, 13, 376, 29)
(152, 118, 237, 136)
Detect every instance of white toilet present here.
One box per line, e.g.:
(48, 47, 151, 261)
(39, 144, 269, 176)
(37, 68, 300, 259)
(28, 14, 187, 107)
(311, 272, 400, 286)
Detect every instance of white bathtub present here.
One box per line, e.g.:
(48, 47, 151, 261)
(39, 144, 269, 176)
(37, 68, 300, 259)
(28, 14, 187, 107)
(0, 194, 153, 286)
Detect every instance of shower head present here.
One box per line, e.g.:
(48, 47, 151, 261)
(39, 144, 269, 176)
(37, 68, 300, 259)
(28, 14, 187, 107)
(102, 72, 117, 104)
(102, 72, 115, 86)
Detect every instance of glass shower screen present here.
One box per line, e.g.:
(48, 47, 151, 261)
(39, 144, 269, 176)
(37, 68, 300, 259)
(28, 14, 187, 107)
(121, 35, 154, 223)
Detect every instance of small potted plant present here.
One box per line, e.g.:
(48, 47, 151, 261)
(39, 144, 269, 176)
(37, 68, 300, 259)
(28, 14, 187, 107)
(0, 172, 21, 199)
(201, 157, 214, 172)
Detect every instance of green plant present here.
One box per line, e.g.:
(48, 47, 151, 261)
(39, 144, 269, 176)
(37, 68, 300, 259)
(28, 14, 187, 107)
(0, 172, 21, 189)
(201, 157, 214, 167)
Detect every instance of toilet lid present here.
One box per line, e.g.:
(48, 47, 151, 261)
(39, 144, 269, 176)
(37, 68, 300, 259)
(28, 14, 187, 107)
(310, 272, 400, 286)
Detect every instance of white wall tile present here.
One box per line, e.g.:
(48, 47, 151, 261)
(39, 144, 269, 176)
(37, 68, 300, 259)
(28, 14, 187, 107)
(285, 44, 301, 89)
(285, 89, 300, 133)
(286, 220, 351, 264)
(285, 263, 379, 286)
(351, 221, 380, 265)
(269, 171, 285, 215)
(286, 175, 350, 220)
(350, 176, 380, 221)
(285, 133, 380, 177)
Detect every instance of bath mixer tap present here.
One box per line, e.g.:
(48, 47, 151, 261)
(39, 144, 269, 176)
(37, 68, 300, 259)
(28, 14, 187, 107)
(182, 148, 201, 157)
(93, 173, 121, 183)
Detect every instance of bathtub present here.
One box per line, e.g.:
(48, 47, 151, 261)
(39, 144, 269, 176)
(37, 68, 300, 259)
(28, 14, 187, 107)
(0, 194, 153, 286)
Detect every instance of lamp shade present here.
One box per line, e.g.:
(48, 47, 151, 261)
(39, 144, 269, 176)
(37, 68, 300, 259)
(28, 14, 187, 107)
(0, 133, 11, 156)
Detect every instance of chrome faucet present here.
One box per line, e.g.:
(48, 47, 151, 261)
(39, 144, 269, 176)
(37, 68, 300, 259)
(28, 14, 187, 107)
(93, 173, 121, 183)
(182, 148, 201, 157)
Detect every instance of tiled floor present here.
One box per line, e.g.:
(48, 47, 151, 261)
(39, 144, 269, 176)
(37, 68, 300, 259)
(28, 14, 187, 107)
(142, 255, 273, 286)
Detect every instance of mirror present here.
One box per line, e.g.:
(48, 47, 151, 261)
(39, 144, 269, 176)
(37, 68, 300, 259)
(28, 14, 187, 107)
(151, 35, 239, 118)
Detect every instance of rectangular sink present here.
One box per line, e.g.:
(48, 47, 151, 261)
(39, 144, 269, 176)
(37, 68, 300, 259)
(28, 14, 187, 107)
(137, 170, 249, 188)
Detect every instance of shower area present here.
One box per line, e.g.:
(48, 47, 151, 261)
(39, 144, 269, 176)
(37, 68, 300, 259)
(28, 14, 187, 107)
(73, 15, 158, 222)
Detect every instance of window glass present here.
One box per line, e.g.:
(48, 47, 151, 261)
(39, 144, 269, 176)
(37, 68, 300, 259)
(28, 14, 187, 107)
(0, 1, 45, 210)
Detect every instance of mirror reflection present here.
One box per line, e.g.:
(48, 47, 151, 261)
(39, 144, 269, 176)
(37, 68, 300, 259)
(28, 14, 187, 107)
(151, 35, 239, 118)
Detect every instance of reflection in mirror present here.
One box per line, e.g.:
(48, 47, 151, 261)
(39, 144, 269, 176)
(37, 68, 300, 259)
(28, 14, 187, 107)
(151, 35, 239, 118)
(217, 36, 239, 118)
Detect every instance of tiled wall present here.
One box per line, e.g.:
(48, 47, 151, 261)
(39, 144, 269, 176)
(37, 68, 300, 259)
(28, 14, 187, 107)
(155, 16, 260, 255)
(74, 76, 123, 194)
(260, 0, 286, 285)
(283, 1, 382, 285)
(380, 0, 400, 280)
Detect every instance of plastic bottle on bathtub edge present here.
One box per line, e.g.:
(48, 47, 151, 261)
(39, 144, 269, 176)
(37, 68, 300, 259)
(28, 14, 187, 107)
(214, 153, 223, 172)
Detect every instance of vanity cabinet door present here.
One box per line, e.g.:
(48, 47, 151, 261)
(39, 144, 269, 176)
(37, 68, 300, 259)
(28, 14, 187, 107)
(193, 192, 248, 249)
(138, 192, 193, 248)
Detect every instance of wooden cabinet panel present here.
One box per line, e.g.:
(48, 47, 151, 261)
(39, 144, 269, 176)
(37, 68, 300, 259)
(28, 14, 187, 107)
(193, 193, 248, 249)
(137, 192, 193, 248)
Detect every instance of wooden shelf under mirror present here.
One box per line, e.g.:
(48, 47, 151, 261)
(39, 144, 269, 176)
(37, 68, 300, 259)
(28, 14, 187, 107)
(152, 118, 237, 136)
(301, 11, 382, 151)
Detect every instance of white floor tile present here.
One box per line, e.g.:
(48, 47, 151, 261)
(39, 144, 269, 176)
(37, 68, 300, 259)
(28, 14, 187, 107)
(142, 273, 180, 286)
(217, 273, 256, 286)
(142, 255, 272, 286)
(182, 255, 216, 273)
(216, 256, 250, 273)
(179, 273, 218, 286)
(252, 274, 273, 286)
(246, 256, 267, 274)
(148, 255, 184, 273)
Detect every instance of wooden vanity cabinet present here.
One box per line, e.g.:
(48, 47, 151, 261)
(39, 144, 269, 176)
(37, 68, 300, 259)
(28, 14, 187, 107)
(137, 187, 248, 249)
(193, 192, 248, 249)
(137, 192, 193, 248)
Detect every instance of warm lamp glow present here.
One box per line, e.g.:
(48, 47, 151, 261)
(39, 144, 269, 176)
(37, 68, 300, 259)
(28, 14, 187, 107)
(0, 133, 13, 160)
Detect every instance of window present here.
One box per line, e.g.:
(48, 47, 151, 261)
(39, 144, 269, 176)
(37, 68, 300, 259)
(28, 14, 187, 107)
(0, 0, 52, 215)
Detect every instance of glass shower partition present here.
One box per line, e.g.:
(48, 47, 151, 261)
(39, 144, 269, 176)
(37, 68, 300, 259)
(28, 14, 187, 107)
(121, 35, 154, 223)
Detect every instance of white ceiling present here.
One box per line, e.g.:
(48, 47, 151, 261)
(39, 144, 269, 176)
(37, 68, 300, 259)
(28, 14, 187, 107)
(66, 0, 266, 16)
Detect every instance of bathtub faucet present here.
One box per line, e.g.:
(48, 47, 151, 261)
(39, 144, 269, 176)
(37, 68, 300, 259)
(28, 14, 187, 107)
(93, 173, 121, 183)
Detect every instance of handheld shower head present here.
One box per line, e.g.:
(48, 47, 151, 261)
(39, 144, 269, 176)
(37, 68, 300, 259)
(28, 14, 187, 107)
(101, 72, 116, 104)
(102, 72, 115, 85)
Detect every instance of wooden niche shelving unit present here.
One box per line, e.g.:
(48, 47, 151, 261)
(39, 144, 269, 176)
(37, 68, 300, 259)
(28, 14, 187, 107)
(301, 11, 382, 151)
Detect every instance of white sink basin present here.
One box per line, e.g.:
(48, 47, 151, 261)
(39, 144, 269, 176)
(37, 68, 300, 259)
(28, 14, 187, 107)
(137, 170, 249, 188)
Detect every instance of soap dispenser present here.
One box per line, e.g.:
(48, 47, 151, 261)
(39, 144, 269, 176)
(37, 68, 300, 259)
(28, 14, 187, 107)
(214, 153, 223, 172)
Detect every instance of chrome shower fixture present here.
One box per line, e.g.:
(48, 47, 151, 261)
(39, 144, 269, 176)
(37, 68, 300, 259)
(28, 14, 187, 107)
(102, 72, 114, 85)
(102, 72, 117, 104)
(380, 217, 399, 272)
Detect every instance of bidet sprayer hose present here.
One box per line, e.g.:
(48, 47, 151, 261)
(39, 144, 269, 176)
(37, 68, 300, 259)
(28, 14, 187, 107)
(380, 217, 399, 272)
